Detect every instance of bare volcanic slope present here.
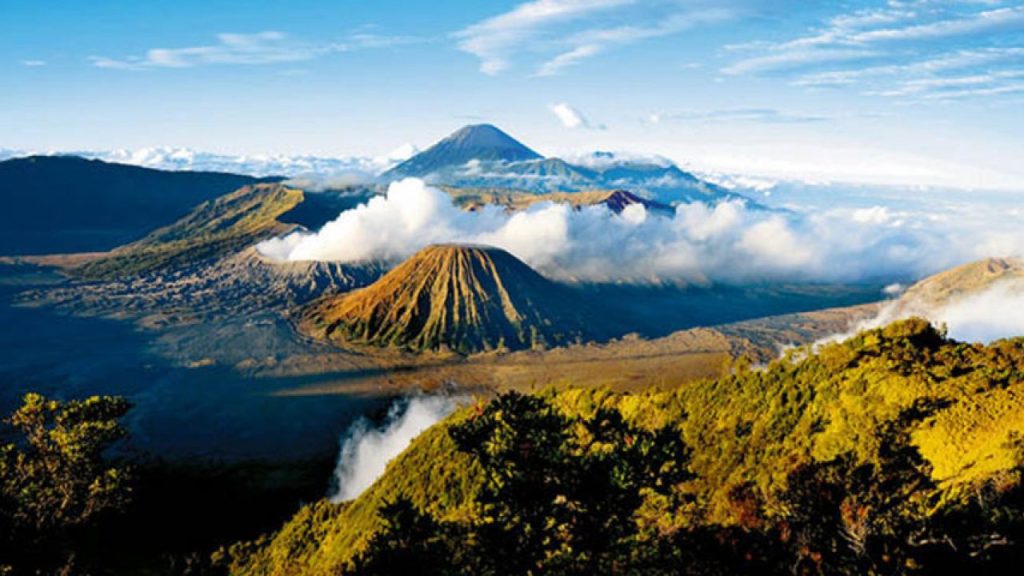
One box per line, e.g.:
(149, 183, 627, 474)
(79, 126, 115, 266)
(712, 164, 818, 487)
(302, 244, 598, 353)
(31, 245, 385, 326)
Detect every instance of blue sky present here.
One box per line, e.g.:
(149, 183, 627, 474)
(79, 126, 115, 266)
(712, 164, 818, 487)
(2, 0, 1023, 189)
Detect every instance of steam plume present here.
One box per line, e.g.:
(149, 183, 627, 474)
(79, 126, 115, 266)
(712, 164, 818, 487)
(329, 395, 458, 502)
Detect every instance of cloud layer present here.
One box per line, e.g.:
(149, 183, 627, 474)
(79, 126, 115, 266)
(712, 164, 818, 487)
(258, 177, 1024, 285)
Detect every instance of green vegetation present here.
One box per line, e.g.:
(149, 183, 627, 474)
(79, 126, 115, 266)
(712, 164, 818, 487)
(76, 184, 304, 279)
(351, 392, 692, 575)
(0, 393, 132, 574)
(224, 319, 1024, 574)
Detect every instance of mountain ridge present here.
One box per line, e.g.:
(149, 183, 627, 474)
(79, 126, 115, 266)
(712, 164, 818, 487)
(0, 155, 277, 255)
(75, 183, 305, 279)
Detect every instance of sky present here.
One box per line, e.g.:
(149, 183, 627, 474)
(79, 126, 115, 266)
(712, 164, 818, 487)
(2, 0, 1023, 190)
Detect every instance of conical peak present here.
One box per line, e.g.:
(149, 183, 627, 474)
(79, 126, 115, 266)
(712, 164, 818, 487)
(444, 124, 524, 149)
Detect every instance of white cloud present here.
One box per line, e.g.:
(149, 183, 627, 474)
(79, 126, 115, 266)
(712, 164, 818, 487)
(827, 278, 1024, 346)
(852, 206, 893, 225)
(456, 0, 736, 76)
(20, 60, 46, 67)
(723, 48, 879, 75)
(724, 2, 1024, 103)
(455, 0, 634, 75)
(258, 177, 1024, 285)
(537, 44, 602, 76)
(872, 70, 1024, 97)
(92, 31, 418, 70)
(932, 281, 1024, 343)
(73, 146, 392, 178)
(852, 6, 1024, 43)
(549, 102, 598, 129)
(669, 108, 829, 124)
(792, 48, 1024, 89)
(329, 395, 458, 502)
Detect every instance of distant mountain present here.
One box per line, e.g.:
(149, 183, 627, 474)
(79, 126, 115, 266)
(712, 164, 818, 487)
(0, 156, 275, 255)
(1, 146, 417, 178)
(433, 157, 596, 192)
(301, 244, 596, 353)
(92, 148, 376, 178)
(384, 124, 543, 179)
(446, 187, 674, 217)
(383, 126, 750, 205)
(597, 189, 673, 215)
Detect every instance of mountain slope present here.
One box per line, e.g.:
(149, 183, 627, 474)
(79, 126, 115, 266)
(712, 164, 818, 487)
(76, 183, 304, 279)
(0, 155, 274, 255)
(34, 245, 385, 325)
(225, 319, 1024, 575)
(301, 244, 594, 353)
(896, 256, 1024, 310)
(384, 125, 541, 179)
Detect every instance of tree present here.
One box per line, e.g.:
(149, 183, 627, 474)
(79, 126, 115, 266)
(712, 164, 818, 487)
(0, 393, 132, 574)
(349, 498, 460, 576)
(776, 405, 940, 575)
(348, 392, 694, 575)
(448, 392, 693, 575)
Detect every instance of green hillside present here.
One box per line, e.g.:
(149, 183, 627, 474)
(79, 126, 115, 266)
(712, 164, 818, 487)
(221, 318, 1024, 574)
(75, 183, 304, 279)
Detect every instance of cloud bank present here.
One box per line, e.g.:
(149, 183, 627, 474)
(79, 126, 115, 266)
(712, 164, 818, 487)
(329, 395, 458, 502)
(258, 178, 1024, 285)
(838, 279, 1024, 345)
(936, 281, 1024, 343)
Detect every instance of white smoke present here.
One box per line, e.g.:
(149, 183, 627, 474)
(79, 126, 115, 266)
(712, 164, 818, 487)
(329, 395, 458, 503)
(258, 177, 1024, 285)
(936, 282, 1024, 342)
(822, 278, 1024, 346)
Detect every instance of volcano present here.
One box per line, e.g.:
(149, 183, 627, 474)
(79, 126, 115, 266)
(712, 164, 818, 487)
(383, 124, 542, 179)
(301, 244, 594, 353)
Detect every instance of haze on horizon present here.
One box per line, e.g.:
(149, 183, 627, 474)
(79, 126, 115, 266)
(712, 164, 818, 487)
(3, 0, 1023, 191)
